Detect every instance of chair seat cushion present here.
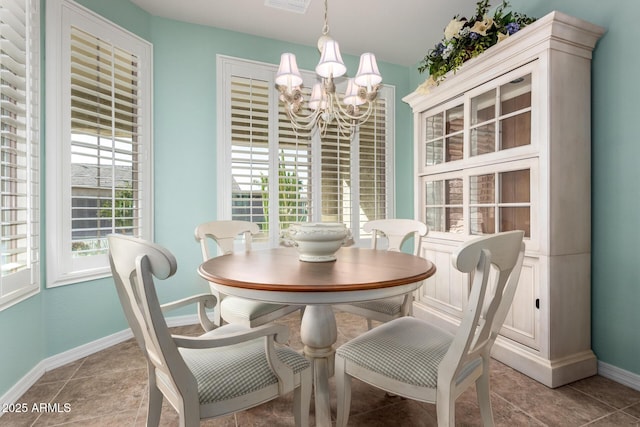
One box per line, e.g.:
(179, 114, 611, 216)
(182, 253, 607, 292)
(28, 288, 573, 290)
(220, 297, 294, 322)
(336, 317, 453, 389)
(179, 325, 310, 404)
(348, 296, 404, 316)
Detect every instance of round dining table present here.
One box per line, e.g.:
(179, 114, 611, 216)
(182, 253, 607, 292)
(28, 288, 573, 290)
(198, 246, 436, 427)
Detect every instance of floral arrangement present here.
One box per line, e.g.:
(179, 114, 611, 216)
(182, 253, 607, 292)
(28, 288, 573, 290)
(417, 0, 536, 92)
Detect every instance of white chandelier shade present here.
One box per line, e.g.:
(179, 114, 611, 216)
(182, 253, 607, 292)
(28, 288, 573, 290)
(355, 52, 383, 88)
(315, 39, 347, 78)
(275, 53, 303, 89)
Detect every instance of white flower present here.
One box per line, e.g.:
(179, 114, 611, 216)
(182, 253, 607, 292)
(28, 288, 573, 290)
(441, 43, 454, 59)
(470, 20, 490, 36)
(444, 19, 465, 40)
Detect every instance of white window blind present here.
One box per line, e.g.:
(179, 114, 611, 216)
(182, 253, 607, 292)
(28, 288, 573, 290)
(0, 0, 40, 309)
(275, 101, 312, 231)
(219, 56, 393, 247)
(229, 74, 272, 240)
(227, 67, 312, 245)
(320, 126, 352, 224)
(46, 0, 152, 286)
(69, 27, 143, 255)
(358, 98, 388, 226)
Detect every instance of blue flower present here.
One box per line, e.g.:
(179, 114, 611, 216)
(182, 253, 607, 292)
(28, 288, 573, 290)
(505, 22, 520, 35)
(469, 32, 480, 40)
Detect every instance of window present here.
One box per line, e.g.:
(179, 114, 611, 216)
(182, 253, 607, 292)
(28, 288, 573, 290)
(218, 56, 394, 247)
(0, 0, 40, 309)
(46, 0, 152, 286)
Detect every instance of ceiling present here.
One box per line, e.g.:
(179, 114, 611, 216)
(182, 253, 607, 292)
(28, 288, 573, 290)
(129, 0, 481, 66)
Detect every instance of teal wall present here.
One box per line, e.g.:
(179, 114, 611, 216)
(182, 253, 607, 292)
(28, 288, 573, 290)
(2, 0, 639, 399)
(0, 297, 43, 399)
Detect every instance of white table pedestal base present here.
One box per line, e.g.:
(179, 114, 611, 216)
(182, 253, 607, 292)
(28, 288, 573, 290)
(300, 305, 337, 427)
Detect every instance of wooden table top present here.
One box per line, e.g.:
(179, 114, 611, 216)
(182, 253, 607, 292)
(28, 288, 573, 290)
(198, 247, 436, 292)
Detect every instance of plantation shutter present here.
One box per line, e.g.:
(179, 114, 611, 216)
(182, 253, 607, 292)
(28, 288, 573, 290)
(220, 56, 393, 247)
(0, 0, 40, 307)
(69, 26, 142, 257)
(229, 73, 312, 244)
(229, 75, 271, 241)
(358, 98, 388, 229)
(320, 125, 352, 224)
(276, 89, 312, 232)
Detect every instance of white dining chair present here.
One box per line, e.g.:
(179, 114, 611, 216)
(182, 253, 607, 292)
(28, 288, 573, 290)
(335, 230, 525, 427)
(195, 220, 302, 327)
(108, 234, 312, 427)
(334, 218, 428, 329)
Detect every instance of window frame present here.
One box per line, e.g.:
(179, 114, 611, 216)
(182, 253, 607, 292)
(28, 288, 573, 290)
(45, 0, 153, 287)
(0, 0, 41, 310)
(216, 55, 395, 248)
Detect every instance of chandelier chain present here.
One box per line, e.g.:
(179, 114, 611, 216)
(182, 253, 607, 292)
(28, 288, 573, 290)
(322, 0, 329, 36)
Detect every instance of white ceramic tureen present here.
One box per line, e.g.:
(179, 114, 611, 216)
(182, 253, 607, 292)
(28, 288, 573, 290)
(281, 222, 352, 262)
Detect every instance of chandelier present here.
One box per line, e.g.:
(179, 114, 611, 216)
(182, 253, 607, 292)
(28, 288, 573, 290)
(275, 0, 382, 136)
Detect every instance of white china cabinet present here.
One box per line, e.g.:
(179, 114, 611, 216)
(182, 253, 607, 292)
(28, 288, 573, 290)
(403, 11, 604, 387)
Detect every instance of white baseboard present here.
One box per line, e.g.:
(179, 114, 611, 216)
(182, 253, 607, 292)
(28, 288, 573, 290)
(598, 361, 640, 392)
(0, 314, 199, 411)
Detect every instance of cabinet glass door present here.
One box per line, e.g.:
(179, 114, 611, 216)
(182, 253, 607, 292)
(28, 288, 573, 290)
(423, 103, 463, 167)
(470, 74, 531, 156)
(470, 169, 530, 237)
(424, 178, 463, 233)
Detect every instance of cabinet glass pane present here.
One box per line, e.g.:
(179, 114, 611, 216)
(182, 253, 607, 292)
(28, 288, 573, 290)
(471, 89, 496, 125)
(500, 169, 530, 237)
(447, 208, 464, 233)
(500, 169, 530, 203)
(500, 112, 531, 150)
(501, 75, 531, 115)
(425, 180, 442, 204)
(471, 207, 495, 235)
(425, 113, 443, 141)
(425, 139, 444, 165)
(500, 207, 530, 236)
(500, 74, 531, 150)
(424, 178, 463, 233)
(471, 123, 495, 156)
(470, 174, 495, 204)
(446, 178, 463, 205)
(426, 207, 444, 232)
(446, 134, 463, 161)
(446, 105, 464, 133)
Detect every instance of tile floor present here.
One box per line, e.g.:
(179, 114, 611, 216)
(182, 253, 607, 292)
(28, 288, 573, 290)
(2, 310, 640, 426)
